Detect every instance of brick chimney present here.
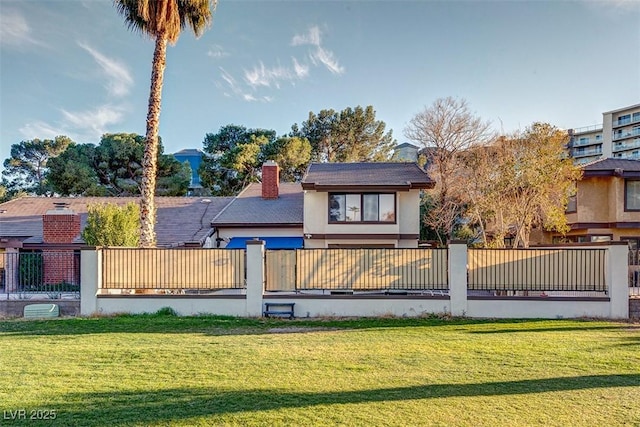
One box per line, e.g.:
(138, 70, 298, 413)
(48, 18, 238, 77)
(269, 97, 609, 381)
(262, 160, 280, 199)
(42, 202, 81, 244)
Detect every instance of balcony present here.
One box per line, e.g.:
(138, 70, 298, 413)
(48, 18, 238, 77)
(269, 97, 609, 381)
(614, 151, 640, 160)
(570, 124, 602, 134)
(572, 147, 603, 158)
(571, 136, 602, 147)
(613, 114, 640, 128)
(612, 127, 640, 141)
(613, 138, 640, 153)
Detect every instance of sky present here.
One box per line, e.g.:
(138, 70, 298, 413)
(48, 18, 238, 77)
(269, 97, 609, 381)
(1, 0, 639, 174)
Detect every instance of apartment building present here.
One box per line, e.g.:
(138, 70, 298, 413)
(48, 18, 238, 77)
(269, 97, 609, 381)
(568, 103, 640, 164)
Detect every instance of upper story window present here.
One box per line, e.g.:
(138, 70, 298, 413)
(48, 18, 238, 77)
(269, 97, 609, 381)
(625, 180, 640, 211)
(617, 114, 631, 126)
(566, 195, 577, 213)
(329, 193, 396, 223)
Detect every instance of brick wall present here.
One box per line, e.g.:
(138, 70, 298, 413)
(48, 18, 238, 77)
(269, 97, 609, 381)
(42, 213, 81, 244)
(42, 210, 81, 286)
(43, 251, 80, 285)
(261, 160, 280, 199)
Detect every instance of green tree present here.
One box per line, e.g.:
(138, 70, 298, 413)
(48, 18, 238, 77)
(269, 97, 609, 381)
(199, 125, 277, 196)
(2, 136, 73, 195)
(261, 136, 312, 182)
(82, 203, 140, 246)
(47, 133, 190, 196)
(292, 105, 395, 162)
(47, 143, 104, 196)
(114, 0, 216, 247)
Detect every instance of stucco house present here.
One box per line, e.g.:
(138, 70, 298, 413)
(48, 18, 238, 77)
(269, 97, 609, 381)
(212, 161, 434, 249)
(547, 158, 640, 248)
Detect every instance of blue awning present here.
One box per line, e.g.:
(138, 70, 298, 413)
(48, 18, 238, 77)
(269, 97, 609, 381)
(225, 237, 303, 249)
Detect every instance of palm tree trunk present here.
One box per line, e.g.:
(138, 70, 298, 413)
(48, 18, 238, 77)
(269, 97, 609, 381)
(140, 35, 167, 248)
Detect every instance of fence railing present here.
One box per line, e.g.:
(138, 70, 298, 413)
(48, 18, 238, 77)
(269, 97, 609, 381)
(0, 251, 81, 297)
(101, 248, 245, 291)
(287, 248, 448, 292)
(468, 249, 607, 292)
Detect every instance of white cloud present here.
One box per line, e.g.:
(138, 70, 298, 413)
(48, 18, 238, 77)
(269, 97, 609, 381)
(18, 121, 67, 140)
(292, 57, 309, 78)
(78, 42, 133, 97)
(207, 44, 229, 58)
(291, 26, 322, 47)
(216, 24, 343, 103)
(0, 9, 44, 48)
(218, 67, 272, 103)
(19, 103, 127, 142)
(310, 46, 345, 75)
(244, 61, 297, 89)
(61, 105, 124, 137)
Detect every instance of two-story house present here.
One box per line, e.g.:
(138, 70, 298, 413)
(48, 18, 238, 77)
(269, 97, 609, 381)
(551, 158, 640, 248)
(212, 161, 434, 249)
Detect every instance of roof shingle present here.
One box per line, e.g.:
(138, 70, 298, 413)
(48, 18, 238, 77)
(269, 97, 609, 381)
(0, 196, 233, 247)
(301, 162, 434, 190)
(211, 183, 303, 227)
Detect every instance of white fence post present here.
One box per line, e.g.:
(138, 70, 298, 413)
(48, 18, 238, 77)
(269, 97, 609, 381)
(245, 240, 265, 317)
(608, 243, 629, 319)
(448, 241, 468, 316)
(80, 249, 101, 316)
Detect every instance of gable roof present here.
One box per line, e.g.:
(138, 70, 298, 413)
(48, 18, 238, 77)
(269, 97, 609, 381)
(301, 162, 434, 191)
(211, 183, 303, 227)
(581, 158, 640, 178)
(0, 196, 233, 248)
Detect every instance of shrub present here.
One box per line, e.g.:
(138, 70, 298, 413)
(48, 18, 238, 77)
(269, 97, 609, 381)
(82, 202, 140, 246)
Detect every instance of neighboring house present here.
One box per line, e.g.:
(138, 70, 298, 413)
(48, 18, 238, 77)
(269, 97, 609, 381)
(393, 143, 420, 162)
(544, 158, 640, 247)
(0, 196, 233, 250)
(301, 162, 434, 248)
(173, 148, 205, 191)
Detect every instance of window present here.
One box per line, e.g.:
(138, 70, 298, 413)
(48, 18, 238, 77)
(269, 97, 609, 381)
(625, 180, 640, 211)
(617, 114, 631, 126)
(579, 137, 589, 144)
(634, 112, 640, 123)
(566, 195, 577, 213)
(595, 134, 602, 141)
(329, 193, 395, 223)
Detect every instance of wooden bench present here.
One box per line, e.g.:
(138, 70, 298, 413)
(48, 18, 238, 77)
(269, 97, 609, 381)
(24, 303, 59, 319)
(263, 302, 295, 319)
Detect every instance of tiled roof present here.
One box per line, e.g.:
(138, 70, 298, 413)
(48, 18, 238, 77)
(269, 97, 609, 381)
(0, 196, 233, 247)
(211, 183, 303, 227)
(581, 158, 640, 177)
(302, 162, 434, 189)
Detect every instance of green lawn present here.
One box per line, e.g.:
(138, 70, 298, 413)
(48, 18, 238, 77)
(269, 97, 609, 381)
(0, 314, 638, 426)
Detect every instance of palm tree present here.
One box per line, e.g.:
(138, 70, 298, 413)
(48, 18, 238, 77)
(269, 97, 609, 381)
(114, 0, 216, 247)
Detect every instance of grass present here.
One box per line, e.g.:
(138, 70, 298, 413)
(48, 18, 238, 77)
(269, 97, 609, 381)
(0, 314, 638, 426)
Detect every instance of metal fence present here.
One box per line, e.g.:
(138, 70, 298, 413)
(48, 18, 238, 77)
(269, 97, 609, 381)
(101, 248, 245, 291)
(265, 248, 448, 292)
(630, 248, 640, 297)
(0, 251, 81, 298)
(468, 248, 607, 292)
